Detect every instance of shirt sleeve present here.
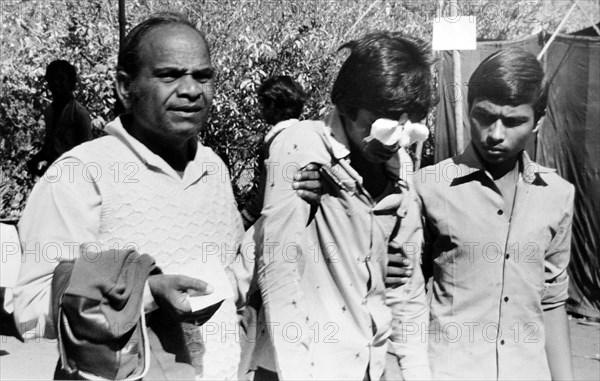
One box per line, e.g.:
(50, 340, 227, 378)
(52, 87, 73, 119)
(386, 188, 431, 381)
(221, 166, 250, 309)
(13, 157, 101, 339)
(541, 184, 575, 310)
(256, 125, 330, 380)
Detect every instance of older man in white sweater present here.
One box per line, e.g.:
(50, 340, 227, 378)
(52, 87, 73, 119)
(13, 12, 299, 380)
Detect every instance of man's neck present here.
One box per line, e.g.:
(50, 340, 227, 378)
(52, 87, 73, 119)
(122, 115, 197, 172)
(349, 150, 388, 199)
(52, 94, 73, 107)
(482, 152, 521, 180)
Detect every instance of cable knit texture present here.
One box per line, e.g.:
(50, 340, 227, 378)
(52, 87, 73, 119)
(66, 126, 243, 380)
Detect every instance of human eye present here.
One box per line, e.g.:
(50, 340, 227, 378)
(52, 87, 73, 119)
(192, 69, 214, 83)
(472, 109, 497, 125)
(155, 69, 182, 83)
(503, 117, 527, 127)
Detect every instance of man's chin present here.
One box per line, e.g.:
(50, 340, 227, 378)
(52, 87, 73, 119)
(168, 121, 204, 137)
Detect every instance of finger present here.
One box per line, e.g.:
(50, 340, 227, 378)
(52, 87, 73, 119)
(303, 163, 321, 171)
(293, 180, 322, 191)
(385, 277, 408, 288)
(179, 276, 214, 295)
(296, 189, 320, 203)
(294, 168, 321, 181)
(387, 267, 413, 277)
(387, 254, 411, 267)
(177, 292, 193, 313)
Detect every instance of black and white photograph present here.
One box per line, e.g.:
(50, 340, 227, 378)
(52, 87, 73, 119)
(1, 0, 599, 380)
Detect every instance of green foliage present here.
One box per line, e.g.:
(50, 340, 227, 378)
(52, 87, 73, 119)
(2, 0, 596, 219)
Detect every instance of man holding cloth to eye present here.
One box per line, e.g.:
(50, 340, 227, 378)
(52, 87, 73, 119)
(251, 32, 433, 381)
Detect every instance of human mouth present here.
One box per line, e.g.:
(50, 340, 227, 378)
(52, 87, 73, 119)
(485, 145, 506, 153)
(170, 104, 203, 113)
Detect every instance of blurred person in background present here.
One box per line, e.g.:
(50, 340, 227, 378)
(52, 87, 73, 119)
(241, 75, 307, 229)
(27, 60, 92, 176)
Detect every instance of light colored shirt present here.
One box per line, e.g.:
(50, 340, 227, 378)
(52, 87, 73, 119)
(14, 117, 247, 380)
(241, 119, 300, 227)
(254, 120, 430, 380)
(414, 143, 574, 380)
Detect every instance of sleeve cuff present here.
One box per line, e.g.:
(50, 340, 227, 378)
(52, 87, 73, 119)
(542, 273, 569, 310)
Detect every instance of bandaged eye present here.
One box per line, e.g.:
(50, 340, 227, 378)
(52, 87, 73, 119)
(370, 114, 429, 147)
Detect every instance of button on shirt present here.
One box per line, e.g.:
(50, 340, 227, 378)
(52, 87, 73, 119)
(255, 121, 430, 380)
(414, 143, 574, 380)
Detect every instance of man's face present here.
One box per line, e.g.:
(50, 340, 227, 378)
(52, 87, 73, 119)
(342, 108, 398, 163)
(469, 99, 536, 166)
(126, 24, 214, 142)
(46, 71, 72, 99)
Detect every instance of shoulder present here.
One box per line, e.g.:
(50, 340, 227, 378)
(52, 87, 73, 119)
(538, 171, 574, 193)
(269, 120, 332, 165)
(273, 120, 328, 145)
(59, 135, 131, 165)
(524, 158, 574, 199)
(413, 158, 456, 193)
(537, 171, 575, 208)
(66, 99, 90, 117)
(195, 143, 230, 173)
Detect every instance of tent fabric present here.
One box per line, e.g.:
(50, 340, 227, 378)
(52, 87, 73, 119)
(433, 32, 600, 319)
(537, 33, 600, 319)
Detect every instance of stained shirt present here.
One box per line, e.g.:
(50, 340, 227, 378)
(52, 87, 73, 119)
(255, 120, 430, 380)
(241, 119, 299, 227)
(414, 143, 574, 380)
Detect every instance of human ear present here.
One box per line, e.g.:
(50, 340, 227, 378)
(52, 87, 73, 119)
(115, 70, 134, 110)
(532, 115, 545, 134)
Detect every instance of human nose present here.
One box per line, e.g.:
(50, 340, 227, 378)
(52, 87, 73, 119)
(487, 119, 505, 144)
(177, 75, 204, 100)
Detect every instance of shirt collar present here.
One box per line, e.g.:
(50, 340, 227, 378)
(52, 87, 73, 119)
(323, 106, 352, 160)
(265, 119, 299, 143)
(455, 142, 555, 185)
(105, 117, 210, 184)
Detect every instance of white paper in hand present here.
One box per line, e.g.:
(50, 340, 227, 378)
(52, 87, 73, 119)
(172, 263, 234, 312)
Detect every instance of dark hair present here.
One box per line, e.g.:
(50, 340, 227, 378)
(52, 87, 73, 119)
(117, 12, 207, 78)
(468, 48, 547, 122)
(331, 32, 433, 121)
(258, 76, 306, 125)
(45, 60, 77, 89)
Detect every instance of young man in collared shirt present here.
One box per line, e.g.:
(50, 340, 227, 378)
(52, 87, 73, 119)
(415, 48, 574, 380)
(254, 32, 433, 381)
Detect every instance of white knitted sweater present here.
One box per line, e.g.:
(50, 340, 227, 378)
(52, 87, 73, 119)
(68, 121, 244, 380)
